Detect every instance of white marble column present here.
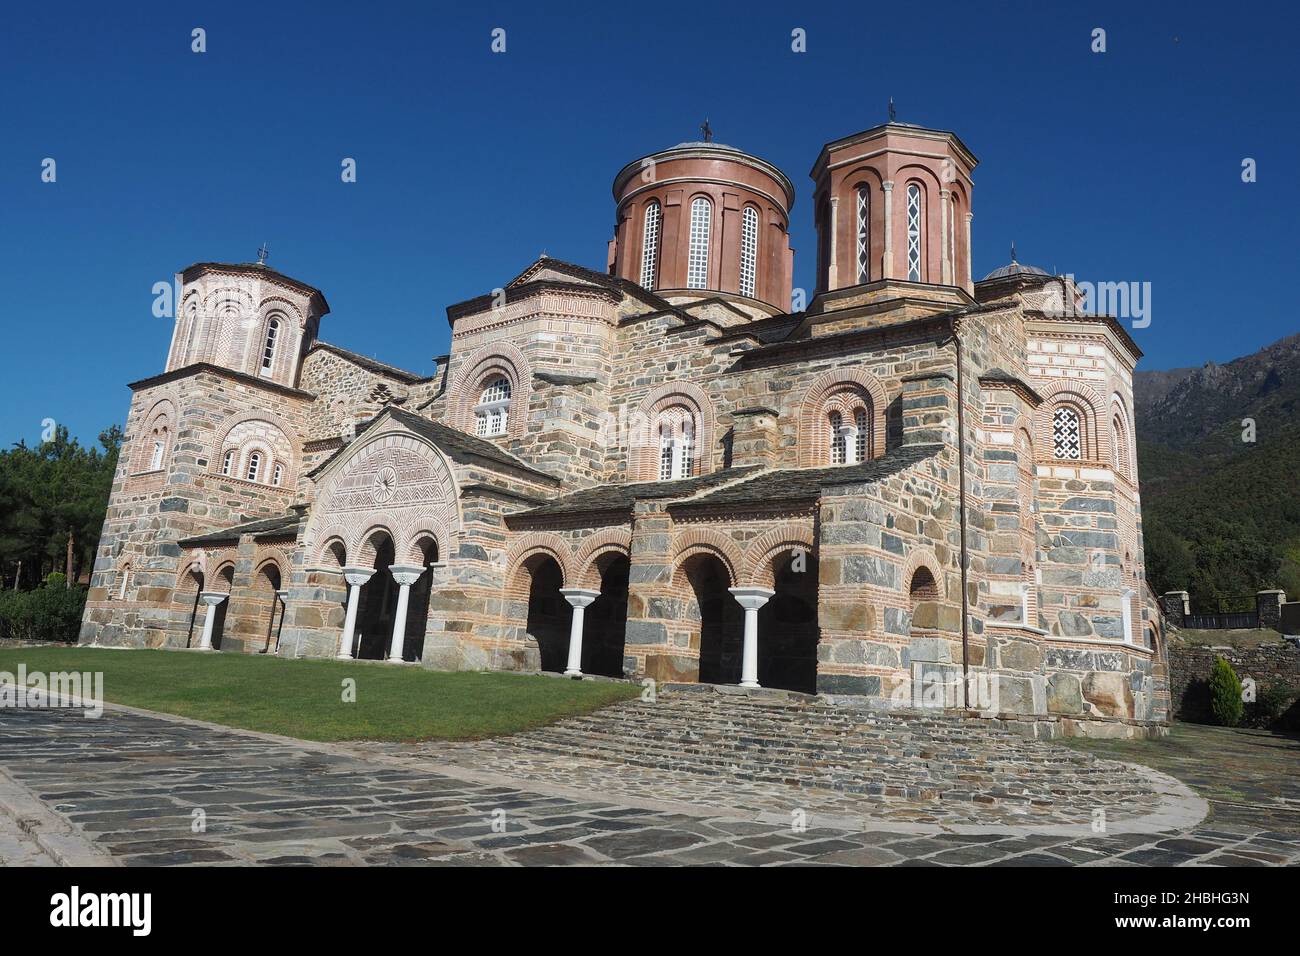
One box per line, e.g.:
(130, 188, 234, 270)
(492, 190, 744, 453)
(559, 588, 601, 677)
(336, 567, 374, 660)
(386, 564, 425, 663)
(728, 587, 775, 689)
(197, 591, 228, 651)
(881, 181, 894, 280)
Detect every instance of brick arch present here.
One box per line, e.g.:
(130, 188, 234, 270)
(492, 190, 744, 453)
(902, 547, 947, 601)
(504, 533, 575, 596)
(353, 524, 398, 567)
(797, 366, 889, 466)
(248, 300, 301, 382)
(741, 523, 817, 588)
(574, 528, 633, 588)
(670, 528, 744, 587)
(304, 426, 462, 574)
(1034, 380, 1108, 463)
(628, 380, 717, 480)
(403, 527, 448, 566)
(447, 341, 531, 441)
(132, 396, 178, 474)
(211, 410, 298, 485)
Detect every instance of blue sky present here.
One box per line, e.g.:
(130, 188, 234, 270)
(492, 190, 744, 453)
(1, 0, 1295, 447)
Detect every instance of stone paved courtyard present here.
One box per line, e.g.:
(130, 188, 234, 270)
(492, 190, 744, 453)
(0, 694, 1297, 867)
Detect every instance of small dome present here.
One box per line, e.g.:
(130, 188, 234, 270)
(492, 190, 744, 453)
(981, 243, 1049, 281)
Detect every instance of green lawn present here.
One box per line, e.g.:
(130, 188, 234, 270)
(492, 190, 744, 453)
(0, 646, 639, 743)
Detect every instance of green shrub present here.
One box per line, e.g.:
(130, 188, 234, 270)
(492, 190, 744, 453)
(1208, 656, 1244, 727)
(1246, 682, 1299, 728)
(0, 583, 86, 643)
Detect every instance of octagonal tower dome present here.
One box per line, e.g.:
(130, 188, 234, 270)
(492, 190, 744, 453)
(608, 140, 795, 312)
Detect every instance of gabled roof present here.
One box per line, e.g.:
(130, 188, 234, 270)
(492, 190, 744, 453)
(508, 467, 762, 521)
(305, 406, 559, 485)
(446, 257, 677, 324)
(307, 341, 430, 384)
(668, 445, 945, 514)
(179, 512, 303, 547)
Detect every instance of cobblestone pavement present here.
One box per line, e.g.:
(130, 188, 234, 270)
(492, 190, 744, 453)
(0, 807, 57, 866)
(0, 701, 1296, 867)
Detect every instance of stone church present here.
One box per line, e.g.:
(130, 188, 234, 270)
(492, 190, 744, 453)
(81, 120, 1168, 733)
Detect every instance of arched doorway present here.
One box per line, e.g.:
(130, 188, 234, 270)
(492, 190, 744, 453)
(685, 554, 743, 685)
(210, 565, 235, 651)
(184, 566, 204, 647)
(355, 532, 397, 660)
(257, 563, 283, 653)
(758, 549, 819, 694)
(523, 554, 570, 672)
(400, 537, 439, 663)
(584, 553, 629, 678)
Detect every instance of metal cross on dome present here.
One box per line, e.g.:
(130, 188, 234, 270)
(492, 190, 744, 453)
(700, 118, 713, 143)
(256, 243, 269, 265)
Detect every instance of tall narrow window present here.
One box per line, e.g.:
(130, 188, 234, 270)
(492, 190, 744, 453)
(739, 206, 759, 297)
(854, 408, 868, 462)
(906, 184, 923, 282)
(687, 197, 711, 289)
(1052, 406, 1082, 460)
(474, 376, 511, 437)
(656, 410, 695, 480)
(221, 450, 235, 476)
(639, 201, 661, 289)
(260, 317, 280, 375)
(856, 186, 871, 283)
(149, 434, 165, 470)
(829, 411, 845, 465)
(246, 451, 263, 482)
(272, 462, 284, 486)
(658, 422, 675, 481)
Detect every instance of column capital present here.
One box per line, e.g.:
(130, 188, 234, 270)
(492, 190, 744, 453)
(342, 566, 375, 588)
(728, 586, 775, 611)
(882, 180, 894, 190)
(388, 564, 425, 587)
(199, 591, 229, 607)
(559, 587, 601, 609)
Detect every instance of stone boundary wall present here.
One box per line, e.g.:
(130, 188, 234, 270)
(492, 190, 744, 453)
(1168, 638, 1300, 721)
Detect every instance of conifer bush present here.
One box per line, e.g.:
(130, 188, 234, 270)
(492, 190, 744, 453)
(1208, 656, 1244, 727)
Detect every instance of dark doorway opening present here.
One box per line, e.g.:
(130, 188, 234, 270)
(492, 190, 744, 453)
(758, 550, 820, 694)
(258, 564, 282, 653)
(524, 555, 570, 672)
(355, 534, 397, 660)
(584, 554, 629, 677)
(402, 538, 438, 663)
(686, 554, 743, 685)
(210, 565, 235, 651)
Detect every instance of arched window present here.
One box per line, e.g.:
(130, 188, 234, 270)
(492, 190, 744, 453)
(1052, 406, 1083, 460)
(827, 398, 871, 466)
(118, 565, 131, 600)
(1111, 413, 1130, 477)
(260, 317, 280, 375)
(855, 185, 871, 284)
(221, 449, 235, 476)
(739, 206, 759, 297)
(149, 424, 167, 471)
(687, 197, 711, 289)
(272, 462, 284, 486)
(183, 302, 201, 361)
(906, 184, 924, 282)
(639, 201, 661, 289)
(829, 411, 845, 464)
(474, 376, 511, 437)
(246, 451, 263, 483)
(656, 407, 696, 481)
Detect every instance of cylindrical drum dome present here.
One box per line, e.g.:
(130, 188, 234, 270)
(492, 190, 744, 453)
(610, 142, 795, 311)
